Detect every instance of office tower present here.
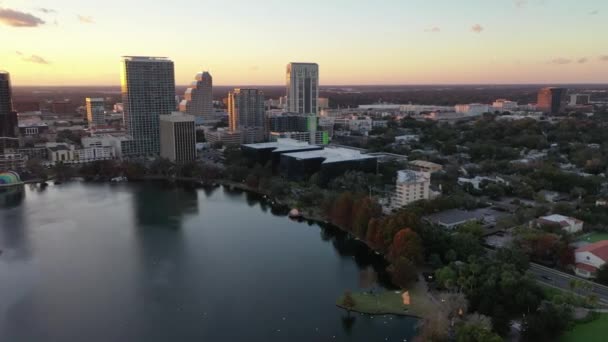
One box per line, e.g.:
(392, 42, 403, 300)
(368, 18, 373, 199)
(228, 88, 265, 143)
(160, 112, 196, 163)
(537, 87, 567, 114)
(180, 71, 213, 122)
(86, 98, 106, 127)
(0, 71, 18, 153)
(286, 63, 319, 115)
(121, 56, 175, 157)
(569, 94, 591, 106)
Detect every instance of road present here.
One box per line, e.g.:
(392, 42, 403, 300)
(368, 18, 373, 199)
(528, 263, 608, 304)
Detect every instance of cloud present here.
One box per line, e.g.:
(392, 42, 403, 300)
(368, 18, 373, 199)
(600, 55, 608, 62)
(577, 57, 588, 64)
(16, 51, 50, 64)
(589, 9, 599, 15)
(77, 15, 94, 24)
(471, 24, 483, 33)
(550, 58, 572, 65)
(424, 26, 441, 33)
(37, 8, 56, 14)
(0, 7, 45, 27)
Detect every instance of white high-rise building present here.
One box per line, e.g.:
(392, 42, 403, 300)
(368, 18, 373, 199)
(86, 97, 105, 127)
(179, 71, 213, 122)
(121, 56, 175, 157)
(286, 63, 319, 115)
(228, 88, 265, 143)
(160, 112, 196, 163)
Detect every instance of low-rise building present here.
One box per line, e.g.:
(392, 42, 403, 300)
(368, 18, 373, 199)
(424, 208, 506, 229)
(242, 138, 323, 168)
(536, 214, 584, 234)
(280, 146, 377, 181)
(0, 152, 27, 170)
(204, 128, 243, 146)
(408, 160, 443, 173)
(269, 131, 329, 145)
(395, 134, 420, 143)
(575, 241, 608, 278)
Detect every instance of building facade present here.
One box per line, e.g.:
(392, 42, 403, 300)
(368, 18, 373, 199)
(179, 71, 214, 122)
(0, 71, 18, 154)
(228, 88, 265, 143)
(121, 56, 176, 157)
(575, 241, 608, 279)
(392, 170, 431, 208)
(537, 87, 567, 115)
(286, 63, 319, 115)
(160, 112, 196, 163)
(86, 97, 106, 127)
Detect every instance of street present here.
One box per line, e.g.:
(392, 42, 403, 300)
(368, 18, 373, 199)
(528, 263, 608, 305)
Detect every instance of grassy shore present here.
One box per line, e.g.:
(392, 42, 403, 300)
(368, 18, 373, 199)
(560, 314, 608, 342)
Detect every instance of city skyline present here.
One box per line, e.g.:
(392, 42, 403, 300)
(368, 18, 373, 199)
(1, 0, 607, 86)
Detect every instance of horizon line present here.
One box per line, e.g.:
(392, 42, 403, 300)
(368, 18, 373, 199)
(12, 82, 608, 88)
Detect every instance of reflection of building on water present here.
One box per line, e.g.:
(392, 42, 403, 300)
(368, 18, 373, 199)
(0, 183, 24, 208)
(133, 185, 199, 229)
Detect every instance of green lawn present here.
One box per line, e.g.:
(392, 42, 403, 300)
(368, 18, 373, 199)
(560, 314, 608, 342)
(337, 291, 410, 316)
(577, 232, 608, 243)
(336, 280, 437, 318)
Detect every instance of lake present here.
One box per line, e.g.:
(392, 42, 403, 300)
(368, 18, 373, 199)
(0, 182, 418, 341)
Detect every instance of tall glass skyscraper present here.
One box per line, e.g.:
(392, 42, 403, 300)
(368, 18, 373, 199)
(0, 71, 18, 153)
(179, 71, 213, 122)
(121, 56, 175, 157)
(286, 63, 319, 115)
(228, 88, 265, 143)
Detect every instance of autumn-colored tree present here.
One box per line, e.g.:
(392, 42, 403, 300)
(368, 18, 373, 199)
(342, 290, 356, 314)
(352, 197, 381, 238)
(388, 228, 423, 263)
(331, 192, 355, 230)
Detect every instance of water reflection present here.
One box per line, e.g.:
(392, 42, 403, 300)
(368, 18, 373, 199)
(133, 184, 199, 230)
(0, 187, 25, 209)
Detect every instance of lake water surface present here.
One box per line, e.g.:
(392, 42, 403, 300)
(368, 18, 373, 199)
(0, 182, 418, 341)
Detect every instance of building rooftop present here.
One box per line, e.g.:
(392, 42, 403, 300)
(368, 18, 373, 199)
(282, 146, 377, 164)
(576, 240, 608, 261)
(397, 170, 430, 184)
(160, 112, 195, 123)
(122, 56, 171, 61)
(539, 214, 583, 227)
(243, 138, 320, 153)
(408, 160, 442, 169)
(424, 208, 507, 227)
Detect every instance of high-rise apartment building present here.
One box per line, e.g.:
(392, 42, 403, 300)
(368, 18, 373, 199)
(537, 87, 567, 115)
(228, 88, 265, 143)
(0, 71, 18, 153)
(179, 71, 213, 122)
(286, 63, 319, 115)
(392, 170, 431, 208)
(86, 97, 106, 127)
(160, 112, 196, 163)
(121, 56, 175, 157)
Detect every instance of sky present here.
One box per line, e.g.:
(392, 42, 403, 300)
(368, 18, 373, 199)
(1, 0, 607, 86)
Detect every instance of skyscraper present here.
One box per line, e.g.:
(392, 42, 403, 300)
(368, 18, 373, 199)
(537, 87, 567, 115)
(179, 71, 213, 122)
(0, 71, 18, 153)
(121, 56, 175, 157)
(228, 89, 265, 143)
(160, 112, 196, 163)
(86, 97, 106, 127)
(286, 63, 319, 115)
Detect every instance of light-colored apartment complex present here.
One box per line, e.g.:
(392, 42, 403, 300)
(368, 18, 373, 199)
(392, 170, 431, 208)
(160, 112, 196, 163)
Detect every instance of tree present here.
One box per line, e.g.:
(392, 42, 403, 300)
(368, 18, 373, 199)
(414, 311, 449, 342)
(341, 290, 356, 314)
(456, 322, 502, 342)
(597, 264, 608, 286)
(521, 303, 572, 342)
(388, 228, 423, 263)
(388, 257, 418, 288)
